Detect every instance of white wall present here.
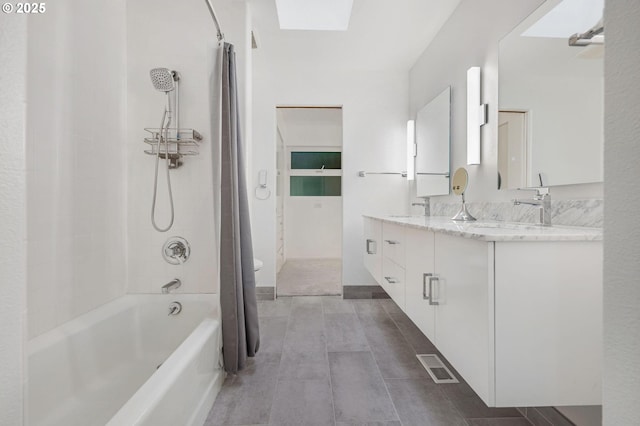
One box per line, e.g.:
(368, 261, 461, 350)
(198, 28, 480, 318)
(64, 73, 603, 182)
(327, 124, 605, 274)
(285, 197, 342, 259)
(0, 12, 27, 424)
(26, 0, 128, 338)
(408, 0, 603, 212)
(125, 0, 250, 295)
(603, 0, 640, 424)
(252, 65, 410, 287)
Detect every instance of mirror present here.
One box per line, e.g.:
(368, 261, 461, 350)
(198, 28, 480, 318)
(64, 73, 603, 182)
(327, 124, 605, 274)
(451, 167, 476, 221)
(451, 167, 468, 195)
(415, 86, 451, 197)
(498, 0, 604, 189)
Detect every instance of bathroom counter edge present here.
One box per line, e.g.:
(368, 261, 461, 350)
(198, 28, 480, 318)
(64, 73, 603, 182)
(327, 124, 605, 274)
(363, 215, 603, 242)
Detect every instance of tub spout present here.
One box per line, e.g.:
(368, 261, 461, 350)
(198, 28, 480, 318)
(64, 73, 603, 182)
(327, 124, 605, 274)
(161, 279, 181, 294)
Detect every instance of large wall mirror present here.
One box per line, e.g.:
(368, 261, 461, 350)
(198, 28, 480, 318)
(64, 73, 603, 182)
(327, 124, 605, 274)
(416, 86, 451, 197)
(498, 0, 604, 189)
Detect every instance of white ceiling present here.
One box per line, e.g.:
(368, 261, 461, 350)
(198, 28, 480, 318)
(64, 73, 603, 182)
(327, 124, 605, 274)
(250, 0, 462, 72)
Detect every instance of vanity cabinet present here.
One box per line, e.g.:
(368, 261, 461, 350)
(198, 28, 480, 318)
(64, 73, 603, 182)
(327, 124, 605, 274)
(364, 216, 602, 407)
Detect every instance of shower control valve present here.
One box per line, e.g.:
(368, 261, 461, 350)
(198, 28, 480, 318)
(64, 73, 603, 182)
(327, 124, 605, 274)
(168, 301, 182, 316)
(162, 237, 190, 265)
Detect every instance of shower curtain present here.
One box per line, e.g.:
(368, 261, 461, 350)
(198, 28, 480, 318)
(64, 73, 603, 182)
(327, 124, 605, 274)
(219, 42, 260, 374)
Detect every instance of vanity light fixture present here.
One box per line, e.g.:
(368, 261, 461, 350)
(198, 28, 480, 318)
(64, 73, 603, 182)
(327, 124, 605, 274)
(406, 119, 416, 180)
(467, 66, 488, 165)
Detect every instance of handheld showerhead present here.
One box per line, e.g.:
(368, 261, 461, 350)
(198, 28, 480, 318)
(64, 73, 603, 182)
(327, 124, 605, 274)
(150, 68, 176, 92)
(149, 67, 180, 233)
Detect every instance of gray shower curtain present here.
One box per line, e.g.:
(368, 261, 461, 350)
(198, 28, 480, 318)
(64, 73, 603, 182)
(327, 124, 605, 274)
(219, 42, 260, 374)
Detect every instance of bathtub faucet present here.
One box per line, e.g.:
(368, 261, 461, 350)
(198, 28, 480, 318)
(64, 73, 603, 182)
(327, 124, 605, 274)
(161, 278, 181, 294)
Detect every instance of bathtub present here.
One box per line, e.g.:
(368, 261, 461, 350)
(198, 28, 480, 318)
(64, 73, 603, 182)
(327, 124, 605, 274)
(28, 294, 224, 426)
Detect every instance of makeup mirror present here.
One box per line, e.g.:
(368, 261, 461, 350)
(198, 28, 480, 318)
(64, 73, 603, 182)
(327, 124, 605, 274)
(451, 168, 476, 221)
(452, 168, 468, 196)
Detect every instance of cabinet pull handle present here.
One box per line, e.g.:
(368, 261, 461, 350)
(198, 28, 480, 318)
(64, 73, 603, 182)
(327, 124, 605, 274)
(384, 276, 399, 284)
(423, 273, 433, 299)
(366, 239, 377, 254)
(384, 239, 400, 245)
(428, 276, 440, 306)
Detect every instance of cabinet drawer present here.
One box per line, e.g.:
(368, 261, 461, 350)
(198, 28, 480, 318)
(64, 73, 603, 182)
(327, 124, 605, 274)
(382, 257, 405, 309)
(382, 223, 405, 267)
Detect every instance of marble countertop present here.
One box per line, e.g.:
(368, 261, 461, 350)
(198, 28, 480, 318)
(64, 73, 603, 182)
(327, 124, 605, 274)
(363, 215, 603, 242)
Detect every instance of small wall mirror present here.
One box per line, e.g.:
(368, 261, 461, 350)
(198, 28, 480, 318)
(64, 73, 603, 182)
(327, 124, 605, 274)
(498, 0, 604, 189)
(415, 86, 451, 197)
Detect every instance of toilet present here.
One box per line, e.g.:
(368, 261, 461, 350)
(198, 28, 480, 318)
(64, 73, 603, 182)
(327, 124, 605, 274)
(253, 258, 263, 287)
(253, 258, 263, 272)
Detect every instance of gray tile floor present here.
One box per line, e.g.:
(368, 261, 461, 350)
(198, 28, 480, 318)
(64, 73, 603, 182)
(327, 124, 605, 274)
(276, 259, 342, 296)
(204, 296, 531, 426)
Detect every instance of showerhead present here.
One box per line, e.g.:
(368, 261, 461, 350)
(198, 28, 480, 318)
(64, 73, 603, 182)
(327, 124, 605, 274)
(150, 68, 176, 92)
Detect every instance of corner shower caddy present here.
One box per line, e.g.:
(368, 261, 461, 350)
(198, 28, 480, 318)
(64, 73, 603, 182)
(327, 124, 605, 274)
(143, 128, 203, 168)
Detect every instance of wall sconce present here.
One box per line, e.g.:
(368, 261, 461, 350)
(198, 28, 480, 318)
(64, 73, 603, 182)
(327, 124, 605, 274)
(406, 119, 416, 180)
(467, 66, 488, 165)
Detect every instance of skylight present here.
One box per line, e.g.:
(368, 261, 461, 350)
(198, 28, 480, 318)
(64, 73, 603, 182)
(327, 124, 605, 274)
(522, 0, 603, 38)
(275, 0, 354, 31)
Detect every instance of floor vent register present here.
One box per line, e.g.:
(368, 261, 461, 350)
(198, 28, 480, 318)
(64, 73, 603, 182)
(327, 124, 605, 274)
(416, 354, 459, 384)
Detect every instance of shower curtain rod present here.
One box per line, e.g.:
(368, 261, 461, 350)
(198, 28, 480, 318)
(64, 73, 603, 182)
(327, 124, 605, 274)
(204, 0, 225, 41)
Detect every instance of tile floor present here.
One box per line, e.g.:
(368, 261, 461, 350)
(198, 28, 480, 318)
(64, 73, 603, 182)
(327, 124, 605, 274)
(204, 296, 532, 426)
(276, 259, 342, 296)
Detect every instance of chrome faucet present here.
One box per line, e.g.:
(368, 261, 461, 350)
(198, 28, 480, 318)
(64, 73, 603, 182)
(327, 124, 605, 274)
(513, 187, 551, 226)
(412, 198, 430, 216)
(161, 278, 181, 294)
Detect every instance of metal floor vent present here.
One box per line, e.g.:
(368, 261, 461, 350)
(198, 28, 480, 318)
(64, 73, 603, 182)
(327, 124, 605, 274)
(416, 354, 459, 384)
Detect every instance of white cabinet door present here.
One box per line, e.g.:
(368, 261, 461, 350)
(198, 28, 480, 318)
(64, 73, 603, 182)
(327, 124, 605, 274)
(434, 233, 493, 405)
(494, 241, 602, 407)
(404, 228, 436, 342)
(363, 218, 382, 284)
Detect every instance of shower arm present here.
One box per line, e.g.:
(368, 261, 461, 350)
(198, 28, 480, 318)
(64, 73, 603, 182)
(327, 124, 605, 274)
(204, 0, 225, 42)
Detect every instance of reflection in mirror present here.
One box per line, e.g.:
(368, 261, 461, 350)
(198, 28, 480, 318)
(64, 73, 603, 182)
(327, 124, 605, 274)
(498, 0, 604, 189)
(415, 87, 451, 197)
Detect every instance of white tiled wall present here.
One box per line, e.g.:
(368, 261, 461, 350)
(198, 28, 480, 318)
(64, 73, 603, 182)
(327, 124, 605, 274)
(26, 0, 128, 338)
(25, 0, 251, 338)
(125, 0, 250, 294)
(0, 12, 27, 423)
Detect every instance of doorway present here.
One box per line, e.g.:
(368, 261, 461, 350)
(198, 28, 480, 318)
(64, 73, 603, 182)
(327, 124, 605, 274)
(275, 107, 343, 296)
(498, 110, 529, 190)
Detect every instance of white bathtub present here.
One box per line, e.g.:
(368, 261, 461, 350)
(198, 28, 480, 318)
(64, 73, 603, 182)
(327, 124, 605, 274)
(28, 294, 224, 426)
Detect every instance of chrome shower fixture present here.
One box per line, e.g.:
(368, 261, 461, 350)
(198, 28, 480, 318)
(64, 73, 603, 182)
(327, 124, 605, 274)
(146, 67, 200, 233)
(150, 68, 178, 92)
(149, 67, 180, 233)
